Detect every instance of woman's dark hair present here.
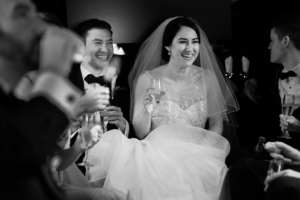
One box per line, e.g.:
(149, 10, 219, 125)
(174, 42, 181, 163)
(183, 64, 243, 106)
(162, 17, 200, 61)
(272, 13, 300, 50)
(73, 19, 113, 44)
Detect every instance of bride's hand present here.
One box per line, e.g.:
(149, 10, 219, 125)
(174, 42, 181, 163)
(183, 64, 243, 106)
(142, 87, 155, 107)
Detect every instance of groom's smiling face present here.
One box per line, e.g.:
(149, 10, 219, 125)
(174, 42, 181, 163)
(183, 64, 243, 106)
(84, 28, 114, 70)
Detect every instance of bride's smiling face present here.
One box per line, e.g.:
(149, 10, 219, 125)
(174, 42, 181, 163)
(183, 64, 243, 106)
(166, 26, 200, 68)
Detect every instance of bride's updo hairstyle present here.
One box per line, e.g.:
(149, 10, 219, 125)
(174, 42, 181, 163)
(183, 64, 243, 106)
(162, 17, 200, 62)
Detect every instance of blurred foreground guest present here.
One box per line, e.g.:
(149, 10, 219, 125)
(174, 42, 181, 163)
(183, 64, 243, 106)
(15, 71, 123, 200)
(37, 12, 64, 27)
(0, 0, 113, 199)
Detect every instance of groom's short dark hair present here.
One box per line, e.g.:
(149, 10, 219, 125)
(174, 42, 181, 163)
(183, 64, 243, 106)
(272, 13, 300, 50)
(73, 19, 113, 43)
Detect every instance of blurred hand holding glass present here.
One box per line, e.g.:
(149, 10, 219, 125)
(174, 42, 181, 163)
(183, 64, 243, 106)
(264, 159, 285, 191)
(267, 159, 284, 176)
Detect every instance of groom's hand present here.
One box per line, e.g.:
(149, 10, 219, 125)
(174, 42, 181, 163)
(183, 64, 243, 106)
(73, 87, 110, 118)
(103, 106, 126, 133)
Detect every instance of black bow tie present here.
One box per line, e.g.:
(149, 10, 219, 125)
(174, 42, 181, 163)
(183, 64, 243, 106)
(279, 71, 297, 80)
(84, 74, 107, 85)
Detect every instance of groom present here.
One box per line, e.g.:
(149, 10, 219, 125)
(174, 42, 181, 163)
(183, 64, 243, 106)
(69, 19, 130, 136)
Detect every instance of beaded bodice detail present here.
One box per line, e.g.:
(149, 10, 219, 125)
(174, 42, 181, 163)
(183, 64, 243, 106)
(147, 71, 208, 131)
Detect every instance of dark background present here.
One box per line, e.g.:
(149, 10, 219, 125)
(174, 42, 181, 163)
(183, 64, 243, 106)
(32, 0, 299, 158)
(31, 0, 298, 72)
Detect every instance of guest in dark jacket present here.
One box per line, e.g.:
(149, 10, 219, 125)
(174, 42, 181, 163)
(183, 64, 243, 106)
(227, 13, 300, 200)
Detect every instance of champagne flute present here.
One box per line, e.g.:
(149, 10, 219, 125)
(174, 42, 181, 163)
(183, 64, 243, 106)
(77, 114, 94, 167)
(145, 78, 162, 113)
(77, 87, 108, 168)
(99, 86, 111, 133)
(265, 159, 285, 191)
(150, 78, 162, 104)
(267, 159, 284, 176)
(96, 108, 107, 134)
(279, 94, 295, 139)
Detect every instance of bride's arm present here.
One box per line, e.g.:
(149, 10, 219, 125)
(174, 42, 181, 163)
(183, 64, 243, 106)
(132, 73, 153, 139)
(208, 116, 223, 135)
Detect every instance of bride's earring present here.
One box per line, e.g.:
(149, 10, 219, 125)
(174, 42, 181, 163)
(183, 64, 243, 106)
(165, 46, 170, 56)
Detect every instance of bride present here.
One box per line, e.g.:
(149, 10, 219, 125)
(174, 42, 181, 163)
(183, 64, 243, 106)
(87, 17, 239, 200)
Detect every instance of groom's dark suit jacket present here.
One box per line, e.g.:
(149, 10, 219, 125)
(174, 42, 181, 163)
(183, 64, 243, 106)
(259, 64, 300, 150)
(68, 63, 131, 132)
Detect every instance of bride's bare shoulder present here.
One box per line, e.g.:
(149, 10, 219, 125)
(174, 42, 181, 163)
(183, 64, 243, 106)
(190, 65, 203, 78)
(137, 66, 165, 83)
(150, 65, 166, 73)
(192, 65, 214, 77)
(191, 65, 202, 72)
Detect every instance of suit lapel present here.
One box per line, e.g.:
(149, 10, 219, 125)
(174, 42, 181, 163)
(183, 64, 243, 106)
(68, 63, 85, 92)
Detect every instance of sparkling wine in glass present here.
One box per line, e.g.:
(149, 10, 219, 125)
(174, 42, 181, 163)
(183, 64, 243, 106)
(279, 94, 295, 139)
(150, 78, 162, 103)
(98, 89, 110, 134)
(77, 114, 93, 167)
(98, 110, 107, 133)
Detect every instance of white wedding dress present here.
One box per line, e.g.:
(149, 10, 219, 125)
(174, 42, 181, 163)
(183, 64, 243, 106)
(87, 71, 230, 200)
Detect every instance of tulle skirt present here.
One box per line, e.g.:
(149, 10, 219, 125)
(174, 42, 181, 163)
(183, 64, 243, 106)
(87, 123, 230, 200)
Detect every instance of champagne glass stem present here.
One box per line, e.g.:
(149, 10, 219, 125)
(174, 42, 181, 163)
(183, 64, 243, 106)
(84, 145, 89, 163)
(100, 115, 105, 133)
(84, 147, 90, 180)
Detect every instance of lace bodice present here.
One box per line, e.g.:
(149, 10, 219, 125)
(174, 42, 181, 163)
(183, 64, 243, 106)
(147, 71, 208, 131)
